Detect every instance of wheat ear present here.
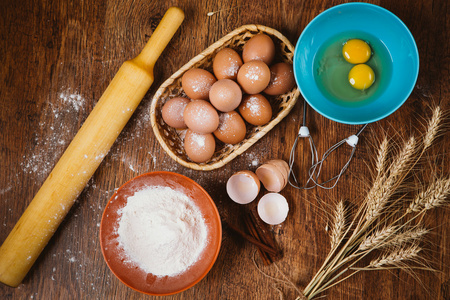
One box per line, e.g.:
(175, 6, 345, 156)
(375, 136, 389, 177)
(368, 244, 421, 268)
(386, 227, 429, 247)
(358, 226, 397, 251)
(330, 201, 346, 249)
(365, 136, 416, 221)
(422, 106, 442, 151)
(408, 176, 450, 213)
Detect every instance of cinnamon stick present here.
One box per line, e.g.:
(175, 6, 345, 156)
(249, 210, 281, 257)
(246, 210, 282, 262)
(243, 213, 273, 265)
(224, 221, 278, 256)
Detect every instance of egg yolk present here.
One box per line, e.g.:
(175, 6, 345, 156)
(342, 39, 372, 64)
(348, 64, 375, 90)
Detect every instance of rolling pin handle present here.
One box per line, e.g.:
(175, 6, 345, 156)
(133, 7, 185, 72)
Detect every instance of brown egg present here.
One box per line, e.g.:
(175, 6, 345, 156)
(213, 111, 246, 144)
(184, 129, 216, 163)
(161, 97, 191, 129)
(209, 79, 242, 112)
(213, 48, 243, 80)
(238, 94, 272, 126)
(242, 34, 275, 65)
(237, 61, 271, 95)
(183, 100, 219, 134)
(264, 63, 296, 95)
(181, 68, 216, 100)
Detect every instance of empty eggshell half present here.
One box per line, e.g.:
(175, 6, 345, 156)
(226, 170, 260, 204)
(255, 163, 286, 192)
(257, 193, 289, 225)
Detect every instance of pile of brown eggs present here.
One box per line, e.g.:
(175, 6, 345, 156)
(161, 34, 296, 163)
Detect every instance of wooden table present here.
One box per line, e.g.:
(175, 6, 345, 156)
(1, 0, 449, 299)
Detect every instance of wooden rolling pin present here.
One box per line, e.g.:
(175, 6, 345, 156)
(0, 7, 184, 287)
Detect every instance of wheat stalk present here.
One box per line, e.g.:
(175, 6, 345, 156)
(365, 136, 416, 222)
(330, 201, 346, 249)
(258, 106, 448, 300)
(368, 244, 421, 268)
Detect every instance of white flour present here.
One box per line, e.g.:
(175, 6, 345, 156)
(117, 186, 208, 277)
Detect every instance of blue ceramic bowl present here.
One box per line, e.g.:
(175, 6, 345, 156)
(293, 2, 419, 124)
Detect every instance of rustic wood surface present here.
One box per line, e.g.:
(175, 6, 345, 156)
(1, 0, 449, 299)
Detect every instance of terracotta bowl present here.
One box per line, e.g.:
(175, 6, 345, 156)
(99, 171, 222, 295)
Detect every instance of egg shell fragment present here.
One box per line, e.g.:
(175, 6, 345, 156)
(183, 100, 220, 134)
(255, 163, 286, 193)
(213, 48, 243, 80)
(181, 68, 217, 100)
(257, 193, 289, 225)
(214, 111, 246, 144)
(242, 34, 276, 65)
(265, 159, 289, 185)
(184, 129, 216, 163)
(226, 170, 261, 204)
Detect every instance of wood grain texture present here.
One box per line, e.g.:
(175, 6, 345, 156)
(0, 0, 449, 299)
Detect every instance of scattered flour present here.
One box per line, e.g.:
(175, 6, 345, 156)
(21, 88, 87, 180)
(59, 91, 85, 112)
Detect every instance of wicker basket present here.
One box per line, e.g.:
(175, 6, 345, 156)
(150, 24, 300, 171)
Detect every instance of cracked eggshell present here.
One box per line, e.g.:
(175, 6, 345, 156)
(265, 159, 289, 185)
(226, 170, 260, 204)
(255, 163, 286, 193)
(257, 193, 289, 225)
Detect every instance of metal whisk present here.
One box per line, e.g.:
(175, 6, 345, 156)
(288, 100, 368, 190)
(288, 103, 319, 190)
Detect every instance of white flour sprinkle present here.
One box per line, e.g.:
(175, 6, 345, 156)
(21, 89, 87, 181)
(189, 132, 206, 149)
(59, 92, 85, 112)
